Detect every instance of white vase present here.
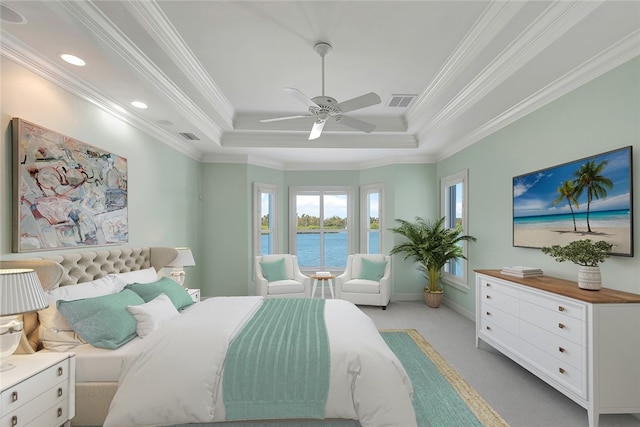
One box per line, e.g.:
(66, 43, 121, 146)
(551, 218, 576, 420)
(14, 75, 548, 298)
(578, 266, 602, 290)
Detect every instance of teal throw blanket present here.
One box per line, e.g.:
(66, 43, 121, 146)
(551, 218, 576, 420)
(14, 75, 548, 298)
(223, 298, 330, 420)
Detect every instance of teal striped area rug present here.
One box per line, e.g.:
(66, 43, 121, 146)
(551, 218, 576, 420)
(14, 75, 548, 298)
(380, 329, 508, 427)
(176, 329, 507, 426)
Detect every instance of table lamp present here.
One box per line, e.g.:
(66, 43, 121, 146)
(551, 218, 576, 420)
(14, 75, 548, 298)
(0, 269, 48, 371)
(165, 247, 196, 288)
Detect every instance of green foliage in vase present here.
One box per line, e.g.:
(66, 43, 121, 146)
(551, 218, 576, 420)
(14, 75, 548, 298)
(541, 239, 613, 267)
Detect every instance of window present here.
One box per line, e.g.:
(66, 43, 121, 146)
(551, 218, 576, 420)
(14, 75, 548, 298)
(290, 187, 353, 270)
(440, 170, 469, 290)
(360, 184, 384, 254)
(254, 183, 278, 256)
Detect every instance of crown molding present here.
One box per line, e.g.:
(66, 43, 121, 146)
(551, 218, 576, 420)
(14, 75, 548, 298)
(407, 0, 525, 128)
(417, 0, 603, 141)
(1, 33, 203, 161)
(57, 1, 224, 143)
(220, 132, 417, 149)
(123, 1, 235, 126)
(433, 30, 640, 163)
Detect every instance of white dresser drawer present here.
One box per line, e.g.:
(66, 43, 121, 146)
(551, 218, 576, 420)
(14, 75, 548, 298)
(520, 320, 584, 370)
(520, 287, 586, 321)
(0, 359, 69, 416)
(520, 299, 583, 345)
(478, 277, 519, 298)
(479, 317, 519, 352)
(481, 304, 519, 336)
(520, 340, 586, 399)
(480, 286, 519, 317)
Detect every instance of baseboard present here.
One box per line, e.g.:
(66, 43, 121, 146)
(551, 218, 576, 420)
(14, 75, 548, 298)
(392, 292, 422, 302)
(442, 297, 474, 321)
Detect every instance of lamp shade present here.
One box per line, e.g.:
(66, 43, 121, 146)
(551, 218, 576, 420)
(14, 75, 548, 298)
(165, 247, 196, 268)
(0, 269, 48, 316)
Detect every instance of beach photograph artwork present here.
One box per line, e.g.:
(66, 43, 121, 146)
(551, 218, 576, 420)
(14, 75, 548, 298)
(513, 146, 633, 256)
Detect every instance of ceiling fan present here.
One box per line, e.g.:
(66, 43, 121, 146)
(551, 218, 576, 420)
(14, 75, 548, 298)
(261, 42, 381, 140)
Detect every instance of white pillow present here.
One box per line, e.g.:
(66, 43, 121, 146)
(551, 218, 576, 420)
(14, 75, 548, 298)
(38, 276, 120, 351)
(109, 267, 158, 291)
(126, 293, 179, 338)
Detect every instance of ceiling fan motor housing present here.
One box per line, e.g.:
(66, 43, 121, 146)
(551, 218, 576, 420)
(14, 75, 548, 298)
(310, 96, 341, 117)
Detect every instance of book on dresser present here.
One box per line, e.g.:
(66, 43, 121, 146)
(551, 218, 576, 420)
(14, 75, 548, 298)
(500, 266, 543, 277)
(475, 269, 640, 427)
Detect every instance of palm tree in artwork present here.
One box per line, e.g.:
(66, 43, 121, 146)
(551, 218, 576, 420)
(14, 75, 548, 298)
(552, 180, 579, 231)
(573, 159, 613, 233)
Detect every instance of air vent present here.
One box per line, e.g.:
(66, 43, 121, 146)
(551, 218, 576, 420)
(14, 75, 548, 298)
(179, 132, 200, 141)
(387, 94, 417, 108)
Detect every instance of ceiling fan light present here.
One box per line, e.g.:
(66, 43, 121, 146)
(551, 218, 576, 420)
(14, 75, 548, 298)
(309, 120, 325, 140)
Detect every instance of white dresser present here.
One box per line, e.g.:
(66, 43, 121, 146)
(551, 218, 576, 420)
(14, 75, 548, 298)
(475, 270, 640, 427)
(0, 352, 75, 427)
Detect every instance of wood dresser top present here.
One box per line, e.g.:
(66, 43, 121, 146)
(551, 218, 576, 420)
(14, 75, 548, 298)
(475, 269, 640, 304)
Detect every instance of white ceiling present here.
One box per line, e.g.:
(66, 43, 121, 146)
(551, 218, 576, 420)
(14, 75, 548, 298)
(2, 1, 639, 170)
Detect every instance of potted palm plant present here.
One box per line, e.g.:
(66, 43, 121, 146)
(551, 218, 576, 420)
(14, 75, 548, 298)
(390, 216, 476, 307)
(541, 239, 613, 290)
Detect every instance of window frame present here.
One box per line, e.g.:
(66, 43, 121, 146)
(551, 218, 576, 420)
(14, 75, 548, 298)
(360, 183, 384, 254)
(254, 182, 279, 256)
(440, 169, 470, 291)
(289, 186, 354, 272)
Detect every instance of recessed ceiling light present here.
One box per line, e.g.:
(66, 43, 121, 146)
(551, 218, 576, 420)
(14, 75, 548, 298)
(131, 101, 148, 109)
(60, 54, 86, 66)
(0, 5, 26, 24)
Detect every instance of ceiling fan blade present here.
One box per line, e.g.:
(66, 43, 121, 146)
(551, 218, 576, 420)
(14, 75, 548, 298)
(308, 119, 326, 140)
(336, 92, 381, 113)
(283, 87, 319, 108)
(260, 114, 313, 123)
(335, 115, 376, 133)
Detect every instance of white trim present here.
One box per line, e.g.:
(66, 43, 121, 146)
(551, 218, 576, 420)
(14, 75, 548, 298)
(360, 184, 384, 254)
(440, 169, 470, 291)
(254, 183, 279, 257)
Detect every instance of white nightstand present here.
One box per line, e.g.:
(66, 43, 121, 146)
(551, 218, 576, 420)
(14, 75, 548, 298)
(0, 352, 75, 427)
(187, 288, 201, 302)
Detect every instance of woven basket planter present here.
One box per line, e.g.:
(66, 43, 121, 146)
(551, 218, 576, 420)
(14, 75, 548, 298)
(424, 289, 443, 308)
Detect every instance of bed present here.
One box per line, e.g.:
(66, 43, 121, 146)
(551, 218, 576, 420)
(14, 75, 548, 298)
(2, 247, 416, 427)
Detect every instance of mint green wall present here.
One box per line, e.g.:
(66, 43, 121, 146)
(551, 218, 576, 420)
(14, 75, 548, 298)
(437, 57, 640, 315)
(0, 58, 202, 288)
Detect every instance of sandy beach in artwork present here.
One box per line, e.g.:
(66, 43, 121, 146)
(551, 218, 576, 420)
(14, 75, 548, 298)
(514, 226, 630, 254)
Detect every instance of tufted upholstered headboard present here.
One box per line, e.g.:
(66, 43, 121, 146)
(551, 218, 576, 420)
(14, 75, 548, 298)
(0, 246, 178, 353)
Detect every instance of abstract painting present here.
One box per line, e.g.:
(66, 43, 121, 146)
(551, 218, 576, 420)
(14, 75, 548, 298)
(12, 118, 128, 252)
(513, 146, 633, 256)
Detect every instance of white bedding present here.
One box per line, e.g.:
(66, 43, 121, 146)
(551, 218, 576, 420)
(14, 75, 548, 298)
(104, 296, 416, 427)
(66, 339, 141, 382)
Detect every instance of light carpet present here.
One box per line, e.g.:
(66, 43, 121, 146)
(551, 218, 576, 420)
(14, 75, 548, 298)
(381, 329, 509, 427)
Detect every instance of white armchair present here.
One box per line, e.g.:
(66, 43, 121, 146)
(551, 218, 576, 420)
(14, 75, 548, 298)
(336, 254, 391, 309)
(255, 254, 310, 298)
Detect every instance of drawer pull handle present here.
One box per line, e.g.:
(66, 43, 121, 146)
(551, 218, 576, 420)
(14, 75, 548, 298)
(11, 416, 17, 427)
(486, 283, 491, 287)
(559, 347, 566, 353)
(558, 323, 565, 329)
(486, 326, 491, 331)
(58, 407, 63, 417)
(58, 367, 63, 376)
(11, 391, 18, 402)
(485, 295, 491, 299)
(58, 387, 63, 397)
(559, 367, 566, 374)
(486, 311, 491, 316)
(558, 306, 565, 312)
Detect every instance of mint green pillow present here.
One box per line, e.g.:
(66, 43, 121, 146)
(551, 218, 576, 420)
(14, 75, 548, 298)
(260, 258, 288, 282)
(358, 258, 387, 281)
(126, 277, 194, 310)
(57, 289, 144, 349)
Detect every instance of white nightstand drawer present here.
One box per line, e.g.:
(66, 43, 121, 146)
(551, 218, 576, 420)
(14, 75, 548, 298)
(1, 383, 68, 427)
(0, 359, 69, 415)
